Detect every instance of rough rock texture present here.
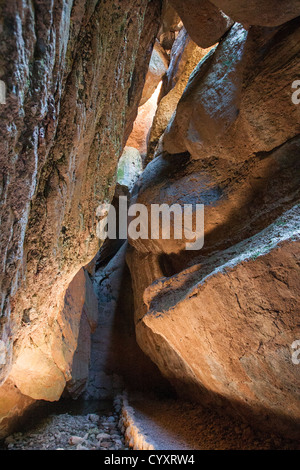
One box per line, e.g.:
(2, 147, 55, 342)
(210, 0, 300, 27)
(0, 266, 98, 437)
(164, 20, 300, 157)
(126, 10, 300, 439)
(117, 147, 143, 191)
(126, 83, 162, 159)
(139, 40, 169, 107)
(0, 379, 35, 439)
(3, 408, 127, 450)
(84, 242, 172, 401)
(10, 268, 97, 400)
(119, 393, 300, 450)
(0, 0, 161, 437)
(147, 29, 213, 162)
(129, 134, 300, 256)
(160, 1, 182, 34)
(169, 0, 233, 48)
(131, 207, 300, 438)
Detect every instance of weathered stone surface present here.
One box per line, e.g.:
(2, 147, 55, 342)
(0, 379, 35, 439)
(147, 29, 213, 162)
(169, 0, 233, 48)
(117, 147, 143, 191)
(134, 207, 300, 437)
(139, 41, 169, 107)
(210, 0, 300, 27)
(160, 1, 182, 34)
(126, 83, 162, 158)
(9, 267, 97, 401)
(0, 0, 161, 434)
(128, 134, 300, 256)
(123, 0, 162, 145)
(126, 15, 300, 439)
(164, 20, 300, 158)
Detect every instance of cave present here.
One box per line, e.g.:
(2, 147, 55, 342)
(0, 0, 300, 452)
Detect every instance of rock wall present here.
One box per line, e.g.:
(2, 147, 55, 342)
(0, 0, 161, 437)
(126, 2, 300, 438)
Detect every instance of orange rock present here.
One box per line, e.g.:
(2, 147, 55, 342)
(139, 41, 169, 107)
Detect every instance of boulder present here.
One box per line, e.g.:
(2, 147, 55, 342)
(84, 243, 171, 400)
(0, 379, 35, 439)
(160, 1, 182, 33)
(10, 268, 98, 401)
(139, 41, 169, 107)
(147, 29, 213, 162)
(128, 135, 300, 255)
(126, 83, 162, 158)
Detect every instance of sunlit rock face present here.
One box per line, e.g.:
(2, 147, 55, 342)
(0, 0, 161, 436)
(126, 8, 300, 437)
(126, 84, 162, 159)
(117, 147, 143, 191)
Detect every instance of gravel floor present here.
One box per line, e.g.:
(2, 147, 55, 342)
(2, 398, 128, 451)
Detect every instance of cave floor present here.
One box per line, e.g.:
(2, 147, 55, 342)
(121, 394, 300, 450)
(1, 394, 299, 450)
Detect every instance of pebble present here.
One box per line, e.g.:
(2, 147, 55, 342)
(3, 412, 127, 451)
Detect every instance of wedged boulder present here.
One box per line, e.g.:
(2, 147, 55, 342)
(210, 0, 300, 27)
(164, 20, 300, 158)
(0, 266, 98, 436)
(134, 206, 300, 437)
(0, 0, 161, 430)
(139, 41, 169, 107)
(169, 0, 233, 48)
(147, 29, 213, 162)
(117, 147, 143, 191)
(160, 0, 182, 33)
